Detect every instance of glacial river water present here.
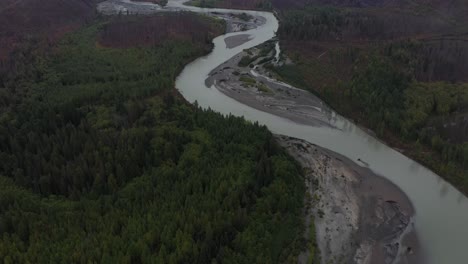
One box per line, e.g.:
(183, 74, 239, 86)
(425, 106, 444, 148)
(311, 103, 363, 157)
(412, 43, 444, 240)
(102, 0, 468, 262)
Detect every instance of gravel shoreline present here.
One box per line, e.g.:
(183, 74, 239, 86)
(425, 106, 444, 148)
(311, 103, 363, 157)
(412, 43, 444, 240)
(224, 34, 251, 48)
(207, 42, 425, 263)
(206, 48, 336, 127)
(276, 135, 423, 264)
(97, 0, 266, 35)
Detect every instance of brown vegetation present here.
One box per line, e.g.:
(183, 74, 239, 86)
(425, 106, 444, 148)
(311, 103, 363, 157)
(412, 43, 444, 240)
(274, 0, 468, 193)
(99, 13, 224, 48)
(0, 0, 100, 60)
(217, 0, 266, 9)
(133, 0, 167, 4)
(187, 0, 271, 10)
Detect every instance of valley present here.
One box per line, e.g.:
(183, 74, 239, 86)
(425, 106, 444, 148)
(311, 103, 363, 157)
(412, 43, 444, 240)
(0, 0, 467, 263)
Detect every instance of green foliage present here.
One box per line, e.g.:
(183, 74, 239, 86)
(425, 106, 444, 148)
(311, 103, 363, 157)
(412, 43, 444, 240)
(257, 83, 272, 93)
(279, 6, 343, 41)
(0, 18, 212, 197)
(350, 55, 411, 132)
(238, 55, 258, 67)
(0, 14, 305, 263)
(269, 64, 308, 89)
(402, 82, 468, 137)
(307, 217, 317, 264)
(186, 0, 272, 10)
(240, 76, 257, 86)
(274, 46, 468, 191)
(186, 0, 217, 8)
(258, 40, 276, 57)
(275, 2, 468, 193)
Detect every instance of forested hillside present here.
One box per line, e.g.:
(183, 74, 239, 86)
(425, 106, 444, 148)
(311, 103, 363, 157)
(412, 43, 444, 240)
(271, 1, 468, 193)
(0, 12, 305, 263)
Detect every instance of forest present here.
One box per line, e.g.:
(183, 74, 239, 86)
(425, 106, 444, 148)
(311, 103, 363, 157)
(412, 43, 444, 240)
(186, 0, 272, 10)
(272, 1, 468, 193)
(0, 13, 305, 263)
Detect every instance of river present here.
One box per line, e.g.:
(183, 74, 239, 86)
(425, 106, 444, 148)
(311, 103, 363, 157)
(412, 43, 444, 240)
(102, 0, 468, 263)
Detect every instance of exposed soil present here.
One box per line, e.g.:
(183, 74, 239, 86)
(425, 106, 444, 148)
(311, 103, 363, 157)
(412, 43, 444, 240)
(224, 34, 251, 48)
(276, 135, 423, 264)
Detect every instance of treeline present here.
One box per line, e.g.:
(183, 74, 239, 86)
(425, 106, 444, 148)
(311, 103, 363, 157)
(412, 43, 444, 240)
(0, 14, 305, 263)
(0, 0, 98, 59)
(274, 3, 468, 192)
(275, 46, 468, 192)
(278, 6, 452, 42)
(187, 0, 272, 10)
(347, 53, 468, 187)
(385, 40, 468, 82)
(99, 13, 225, 49)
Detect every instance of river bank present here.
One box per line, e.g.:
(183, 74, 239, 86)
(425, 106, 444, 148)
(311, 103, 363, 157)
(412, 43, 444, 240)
(97, 0, 266, 37)
(205, 42, 424, 262)
(276, 135, 422, 264)
(205, 45, 335, 127)
(96, 1, 468, 263)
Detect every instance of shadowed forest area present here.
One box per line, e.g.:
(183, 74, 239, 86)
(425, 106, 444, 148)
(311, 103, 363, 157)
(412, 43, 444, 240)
(0, 6, 305, 263)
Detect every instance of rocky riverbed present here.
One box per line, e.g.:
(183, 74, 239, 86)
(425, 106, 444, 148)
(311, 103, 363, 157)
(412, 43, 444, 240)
(97, 0, 163, 15)
(97, 0, 265, 34)
(205, 44, 336, 127)
(276, 135, 422, 264)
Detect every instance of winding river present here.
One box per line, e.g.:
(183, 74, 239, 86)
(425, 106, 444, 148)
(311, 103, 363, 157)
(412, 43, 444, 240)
(100, 0, 468, 262)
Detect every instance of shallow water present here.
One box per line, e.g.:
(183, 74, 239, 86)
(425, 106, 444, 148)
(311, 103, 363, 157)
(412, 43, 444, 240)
(103, 1, 468, 263)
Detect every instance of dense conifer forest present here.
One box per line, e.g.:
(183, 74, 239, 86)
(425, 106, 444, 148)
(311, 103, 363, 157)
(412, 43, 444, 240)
(0, 13, 305, 263)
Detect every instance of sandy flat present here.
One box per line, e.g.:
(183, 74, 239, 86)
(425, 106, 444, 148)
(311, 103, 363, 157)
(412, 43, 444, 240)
(276, 135, 423, 264)
(224, 34, 251, 49)
(206, 43, 424, 263)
